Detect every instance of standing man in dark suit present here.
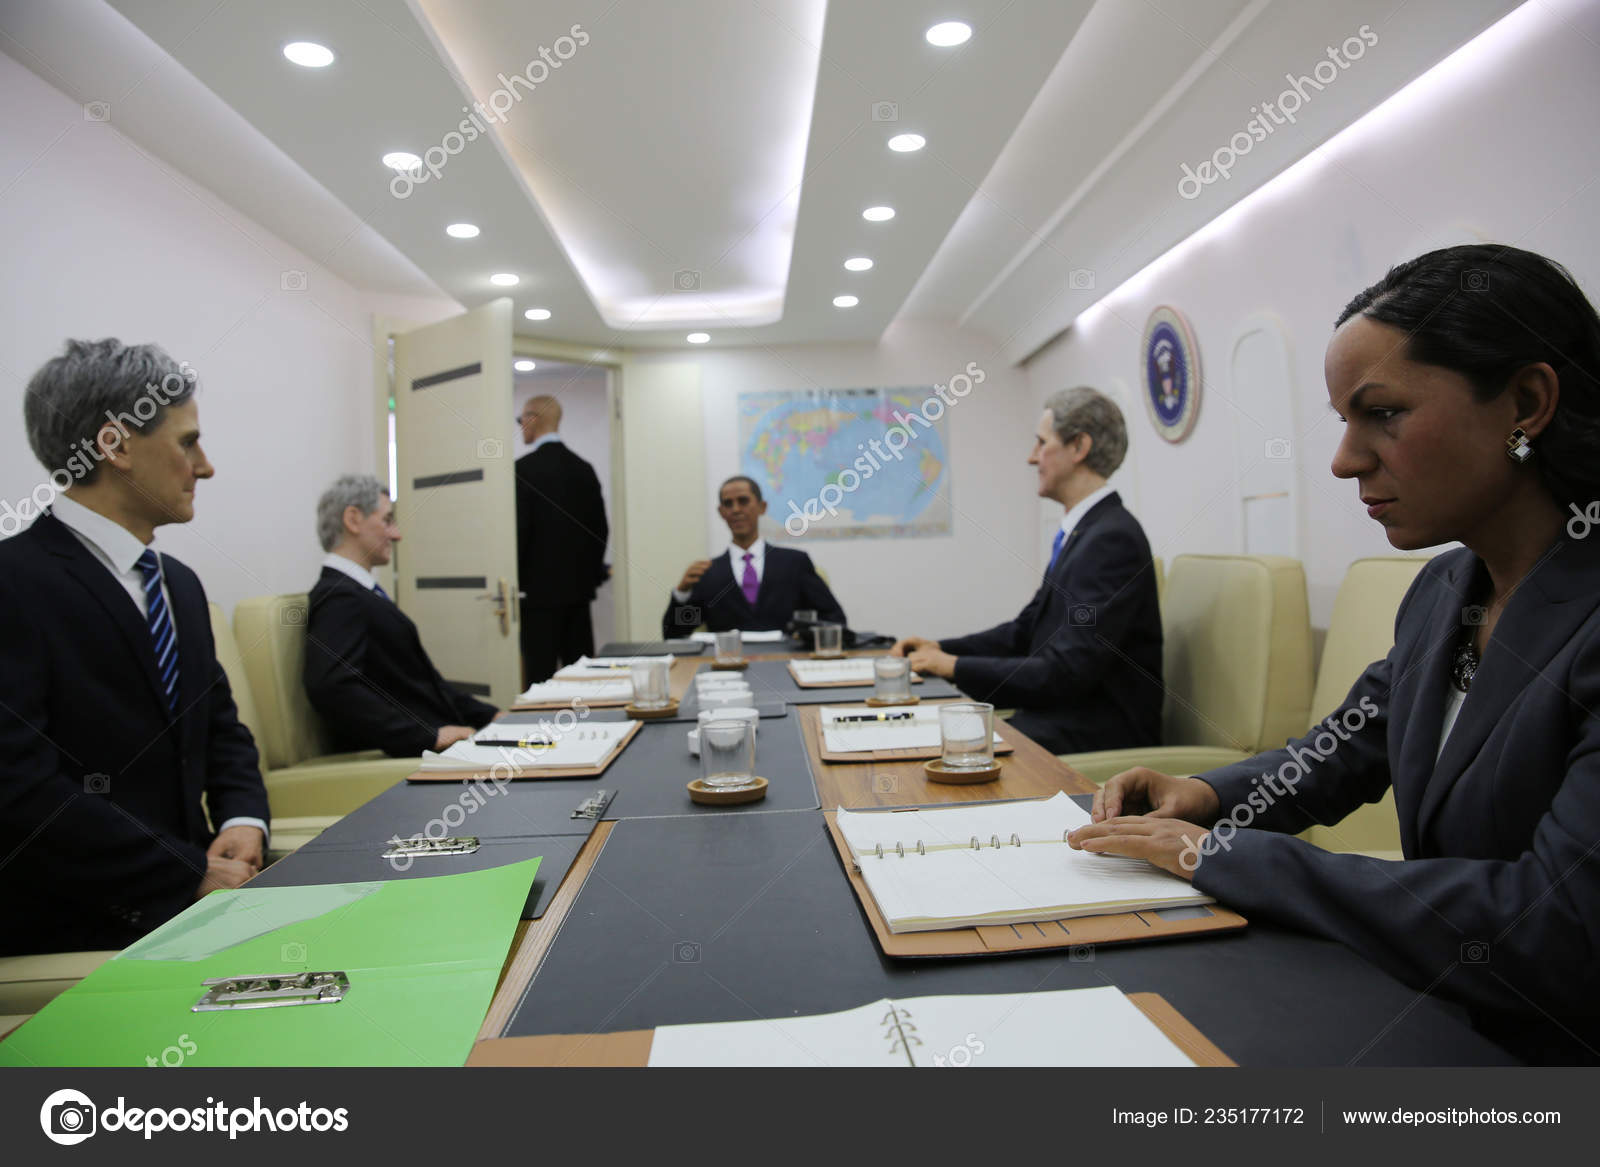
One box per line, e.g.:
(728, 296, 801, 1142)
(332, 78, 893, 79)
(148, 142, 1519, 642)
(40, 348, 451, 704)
(662, 475, 847, 638)
(303, 475, 498, 757)
(514, 395, 609, 683)
(0, 338, 270, 956)
(892, 388, 1162, 754)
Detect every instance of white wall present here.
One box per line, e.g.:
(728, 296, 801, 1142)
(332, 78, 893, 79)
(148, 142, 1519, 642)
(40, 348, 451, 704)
(513, 363, 616, 645)
(1022, 0, 1600, 626)
(620, 320, 1042, 641)
(0, 52, 460, 615)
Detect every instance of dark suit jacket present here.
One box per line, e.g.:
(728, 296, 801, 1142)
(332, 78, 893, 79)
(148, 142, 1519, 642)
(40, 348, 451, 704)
(662, 544, 846, 638)
(515, 441, 608, 608)
(0, 512, 269, 955)
(940, 492, 1162, 754)
(303, 568, 498, 757)
(1193, 536, 1600, 1064)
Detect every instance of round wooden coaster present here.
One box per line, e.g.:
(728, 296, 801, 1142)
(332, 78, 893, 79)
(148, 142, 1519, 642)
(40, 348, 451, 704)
(809, 651, 847, 660)
(864, 695, 920, 707)
(688, 776, 769, 805)
(710, 658, 749, 671)
(923, 759, 1002, 784)
(624, 700, 680, 720)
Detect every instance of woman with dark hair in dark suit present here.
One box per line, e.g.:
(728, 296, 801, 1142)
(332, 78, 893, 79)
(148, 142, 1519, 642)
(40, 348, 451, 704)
(1068, 245, 1600, 1063)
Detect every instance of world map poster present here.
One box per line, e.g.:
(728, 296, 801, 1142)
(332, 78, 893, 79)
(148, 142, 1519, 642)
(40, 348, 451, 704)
(739, 387, 953, 541)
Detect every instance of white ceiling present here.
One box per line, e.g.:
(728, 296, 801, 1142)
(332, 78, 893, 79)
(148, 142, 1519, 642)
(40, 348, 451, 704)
(4, 0, 1524, 357)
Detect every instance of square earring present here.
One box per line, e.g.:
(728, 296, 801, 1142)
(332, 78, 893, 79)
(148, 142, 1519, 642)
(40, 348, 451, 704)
(1506, 428, 1533, 463)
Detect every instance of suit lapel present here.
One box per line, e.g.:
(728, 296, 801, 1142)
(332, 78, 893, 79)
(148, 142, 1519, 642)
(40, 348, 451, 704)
(1416, 536, 1600, 837)
(39, 513, 170, 718)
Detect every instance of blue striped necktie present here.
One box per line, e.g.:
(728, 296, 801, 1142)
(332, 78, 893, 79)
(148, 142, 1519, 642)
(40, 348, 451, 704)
(1047, 528, 1067, 575)
(136, 549, 180, 715)
(372, 582, 390, 601)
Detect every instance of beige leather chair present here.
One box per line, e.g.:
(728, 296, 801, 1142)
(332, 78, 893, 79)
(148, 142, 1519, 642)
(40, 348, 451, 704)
(226, 596, 418, 848)
(1058, 554, 1314, 784)
(0, 950, 116, 1021)
(1151, 556, 1165, 608)
(1294, 557, 1430, 858)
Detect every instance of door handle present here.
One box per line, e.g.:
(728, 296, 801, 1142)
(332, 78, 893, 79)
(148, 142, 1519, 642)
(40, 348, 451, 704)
(475, 580, 511, 637)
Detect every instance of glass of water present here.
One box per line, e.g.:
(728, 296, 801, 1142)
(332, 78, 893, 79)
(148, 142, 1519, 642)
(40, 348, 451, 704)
(629, 659, 671, 708)
(813, 622, 843, 657)
(714, 629, 743, 663)
(700, 718, 757, 788)
(873, 656, 913, 703)
(939, 702, 994, 769)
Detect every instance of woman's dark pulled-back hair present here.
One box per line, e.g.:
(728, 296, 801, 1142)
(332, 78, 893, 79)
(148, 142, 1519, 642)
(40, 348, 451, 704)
(1336, 244, 1600, 509)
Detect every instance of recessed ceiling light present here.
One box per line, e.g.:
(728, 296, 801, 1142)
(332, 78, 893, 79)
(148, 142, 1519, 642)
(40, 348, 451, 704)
(283, 42, 335, 68)
(862, 206, 896, 222)
(382, 151, 422, 172)
(686, 332, 710, 344)
(833, 295, 860, 308)
(888, 133, 925, 152)
(524, 308, 552, 321)
(926, 22, 972, 47)
(490, 273, 519, 286)
(445, 223, 479, 239)
(514, 359, 537, 372)
(844, 257, 874, 272)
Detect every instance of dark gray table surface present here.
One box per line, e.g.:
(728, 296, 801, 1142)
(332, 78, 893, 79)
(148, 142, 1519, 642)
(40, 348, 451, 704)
(501, 810, 1517, 1066)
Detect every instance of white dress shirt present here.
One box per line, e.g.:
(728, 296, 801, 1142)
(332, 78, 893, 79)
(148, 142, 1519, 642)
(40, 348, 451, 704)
(673, 537, 766, 604)
(1056, 483, 1116, 548)
(322, 551, 380, 592)
(51, 496, 268, 843)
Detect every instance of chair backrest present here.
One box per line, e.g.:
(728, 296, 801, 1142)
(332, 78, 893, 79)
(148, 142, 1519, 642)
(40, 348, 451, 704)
(1299, 556, 1431, 856)
(1310, 556, 1432, 720)
(1160, 555, 1314, 753)
(1151, 556, 1165, 608)
(207, 602, 266, 753)
(232, 594, 334, 769)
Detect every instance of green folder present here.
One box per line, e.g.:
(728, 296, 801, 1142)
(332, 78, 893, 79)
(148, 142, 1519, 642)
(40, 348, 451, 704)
(0, 856, 539, 1067)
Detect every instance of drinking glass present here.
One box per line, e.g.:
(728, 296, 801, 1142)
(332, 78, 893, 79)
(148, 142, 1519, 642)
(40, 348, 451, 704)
(813, 622, 843, 657)
(700, 718, 757, 789)
(628, 659, 671, 708)
(873, 656, 913, 703)
(939, 702, 995, 769)
(714, 629, 743, 663)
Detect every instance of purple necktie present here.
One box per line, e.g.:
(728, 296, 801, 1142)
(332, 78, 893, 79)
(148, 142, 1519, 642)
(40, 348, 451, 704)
(740, 552, 759, 605)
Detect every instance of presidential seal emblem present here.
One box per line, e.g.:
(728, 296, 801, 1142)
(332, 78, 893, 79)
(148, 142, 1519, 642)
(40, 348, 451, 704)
(1142, 305, 1201, 443)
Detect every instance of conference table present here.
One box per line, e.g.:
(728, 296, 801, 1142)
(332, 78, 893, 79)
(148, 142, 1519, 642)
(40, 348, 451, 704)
(277, 643, 1515, 1066)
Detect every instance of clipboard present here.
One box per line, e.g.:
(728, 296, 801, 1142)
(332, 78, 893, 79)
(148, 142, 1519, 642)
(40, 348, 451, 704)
(786, 660, 926, 688)
(464, 993, 1234, 1066)
(823, 804, 1247, 956)
(407, 720, 642, 782)
(807, 704, 1015, 763)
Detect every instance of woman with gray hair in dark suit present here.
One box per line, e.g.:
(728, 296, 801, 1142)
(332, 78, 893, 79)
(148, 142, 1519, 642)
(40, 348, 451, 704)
(1069, 245, 1600, 1064)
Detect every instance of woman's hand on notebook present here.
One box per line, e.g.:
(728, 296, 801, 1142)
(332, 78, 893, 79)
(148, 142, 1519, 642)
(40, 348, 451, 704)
(1093, 767, 1220, 825)
(1064, 816, 1210, 881)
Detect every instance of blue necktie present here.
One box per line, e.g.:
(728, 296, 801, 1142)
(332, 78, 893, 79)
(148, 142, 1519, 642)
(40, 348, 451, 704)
(1047, 529, 1067, 575)
(136, 549, 180, 715)
(373, 582, 390, 601)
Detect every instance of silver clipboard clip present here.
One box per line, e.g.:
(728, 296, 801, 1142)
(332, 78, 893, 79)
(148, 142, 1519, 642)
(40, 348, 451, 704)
(382, 835, 479, 858)
(572, 789, 613, 819)
(193, 971, 349, 1012)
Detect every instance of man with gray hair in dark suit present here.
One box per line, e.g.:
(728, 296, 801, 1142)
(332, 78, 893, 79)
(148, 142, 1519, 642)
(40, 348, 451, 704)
(892, 387, 1163, 754)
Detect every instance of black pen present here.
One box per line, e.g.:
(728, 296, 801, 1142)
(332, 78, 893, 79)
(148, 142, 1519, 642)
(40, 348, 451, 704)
(834, 712, 915, 723)
(472, 739, 559, 749)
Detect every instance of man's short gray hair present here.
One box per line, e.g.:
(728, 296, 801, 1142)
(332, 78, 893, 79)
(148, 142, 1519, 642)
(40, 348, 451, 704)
(23, 338, 197, 486)
(1043, 386, 1128, 477)
(317, 474, 387, 551)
